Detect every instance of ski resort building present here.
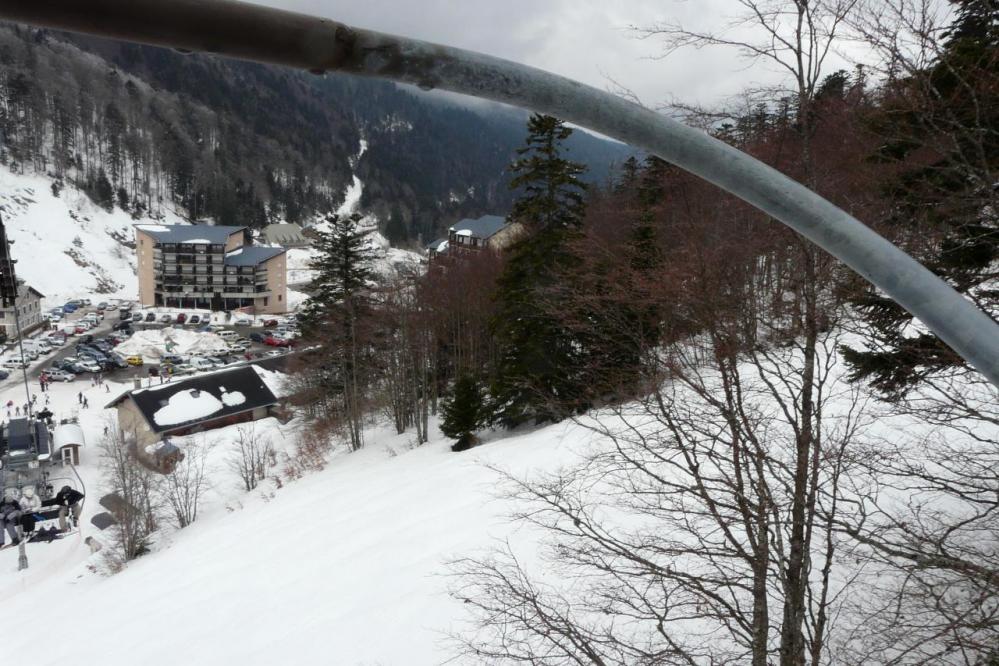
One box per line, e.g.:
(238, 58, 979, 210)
(428, 215, 523, 261)
(0, 281, 45, 340)
(107, 366, 279, 447)
(261, 223, 311, 249)
(134, 224, 288, 314)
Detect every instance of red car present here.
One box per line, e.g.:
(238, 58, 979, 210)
(263, 336, 291, 348)
(262, 319, 279, 327)
(176, 313, 187, 324)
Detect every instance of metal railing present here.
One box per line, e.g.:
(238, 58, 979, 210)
(1, 0, 997, 386)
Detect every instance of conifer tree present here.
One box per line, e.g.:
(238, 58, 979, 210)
(300, 212, 376, 450)
(440, 375, 484, 452)
(843, 1, 999, 395)
(489, 114, 588, 427)
(300, 212, 374, 334)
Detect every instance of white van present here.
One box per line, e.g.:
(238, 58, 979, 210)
(218, 330, 239, 340)
(20, 340, 51, 356)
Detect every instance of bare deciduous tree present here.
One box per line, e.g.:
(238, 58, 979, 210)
(228, 425, 273, 492)
(160, 437, 213, 528)
(100, 420, 160, 563)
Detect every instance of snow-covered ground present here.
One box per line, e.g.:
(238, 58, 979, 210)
(0, 169, 189, 305)
(0, 357, 581, 666)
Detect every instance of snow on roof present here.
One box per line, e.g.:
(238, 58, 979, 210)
(224, 246, 287, 267)
(153, 389, 225, 427)
(221, 390, 246, 407)
(134, 224, 246, 245)
(449, 215, 509, 240)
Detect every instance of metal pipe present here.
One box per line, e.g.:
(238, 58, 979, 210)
(2, 0, 998, 387)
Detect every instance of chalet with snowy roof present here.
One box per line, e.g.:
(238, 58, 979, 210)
(134, 223, 288, 314)
(106, 366, 279, 447)
(447, 215, 522, 254)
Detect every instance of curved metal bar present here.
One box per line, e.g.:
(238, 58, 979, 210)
(2, 0, 998, 386)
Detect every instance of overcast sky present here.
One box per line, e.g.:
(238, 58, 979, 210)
(248, 0, 864, 111)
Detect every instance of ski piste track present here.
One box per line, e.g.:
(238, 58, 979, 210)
(1, 527, 84, 598)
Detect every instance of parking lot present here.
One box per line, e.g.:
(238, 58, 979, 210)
(1, 301, 299, 389)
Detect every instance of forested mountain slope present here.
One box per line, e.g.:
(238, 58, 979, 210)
(0, 24, 634, 244)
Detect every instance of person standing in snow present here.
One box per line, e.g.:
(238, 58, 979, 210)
(0, 496, 22, 547)
(31, 393, 37, 405)
(77, 391, 82, 405)
(105, 384, 110, 393)
(42, 486, 85, 532)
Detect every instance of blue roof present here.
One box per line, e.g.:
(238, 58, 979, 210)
(450, 215, 508, 240)
(134, 224, 246, 245)
(224, 246, 287, 266)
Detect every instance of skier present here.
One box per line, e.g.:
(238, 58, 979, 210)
(0, 495, 22, 547)
(42, 486, 85, 533)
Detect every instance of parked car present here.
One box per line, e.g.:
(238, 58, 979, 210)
(265, 349, 286, 358)
(248, 332, 266, 343)
(0, 370, 9, 380)
(97, 302, 109, 311)
(55, 357, 79, 371)
(232, 316, 253, 326)
(262, 319, 279, 327)
(46, 312, 63, 322)
(76, 359, 101, 373)
(109, 356, 129, 369)
(42, 369, 75, 382)
(175, 313, 186, 324)
(159, 314, 172, 324)
(2, 359, 29, 369)
(62, 303, 78, 313)
(144, 312, 156, 323)
(188, 315, 200, 325)
(162, 354, 186, 365)
(133, 312, 144, 322)
(264, 336, 291, 348)
(113, 321, 132, 331)
(81, 298, 92, 306)
(125, 355, 144, 366)
(189, 357, 216, 371)
(106, 303, 118, 311)
(119, 309, 132, 320)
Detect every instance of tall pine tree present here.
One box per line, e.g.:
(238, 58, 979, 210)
(489, 115, 588, 427)
(300, 212, 376, 450)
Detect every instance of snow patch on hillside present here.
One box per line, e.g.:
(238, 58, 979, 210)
(0, 167, 187, 304)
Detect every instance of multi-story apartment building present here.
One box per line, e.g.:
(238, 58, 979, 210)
(134, 224, 288, 314)
(0, 281, 44, 340)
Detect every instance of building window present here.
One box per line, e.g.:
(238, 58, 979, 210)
(278, 294, 282, 302)
(263, 297, 269, 307)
